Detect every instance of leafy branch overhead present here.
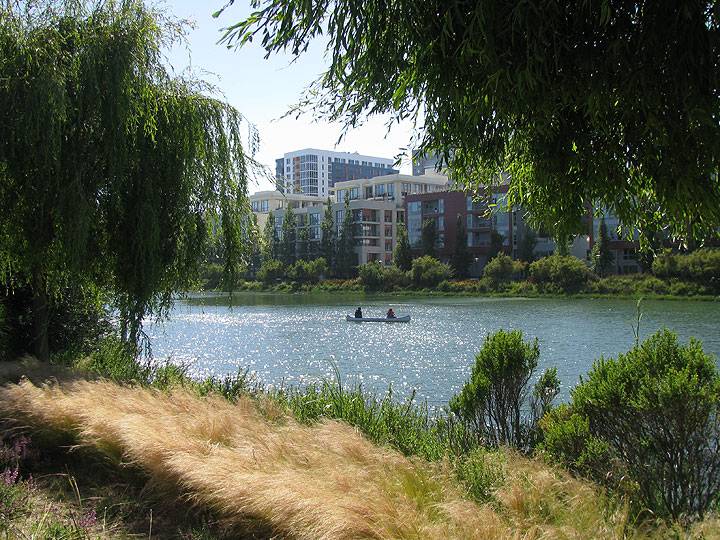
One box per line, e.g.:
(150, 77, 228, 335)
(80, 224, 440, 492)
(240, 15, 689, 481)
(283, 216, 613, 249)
(218, 0, 720, 244)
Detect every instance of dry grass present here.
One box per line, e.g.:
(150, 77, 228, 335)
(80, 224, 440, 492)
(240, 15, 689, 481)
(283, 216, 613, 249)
(0, 369, 715, 539)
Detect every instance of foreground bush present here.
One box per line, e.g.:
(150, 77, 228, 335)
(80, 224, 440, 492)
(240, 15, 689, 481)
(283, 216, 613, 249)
(542, 330, 720, 519)
(528, 255, 594, 293)
(358, 262, 410, 291)
(450, 330, 559, 450)
(411, 256, 453, 288)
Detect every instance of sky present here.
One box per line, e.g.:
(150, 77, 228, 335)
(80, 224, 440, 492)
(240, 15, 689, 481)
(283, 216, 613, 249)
(161, 0, 415, 192)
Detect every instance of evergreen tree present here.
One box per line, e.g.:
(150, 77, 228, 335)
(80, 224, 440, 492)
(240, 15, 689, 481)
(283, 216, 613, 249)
(246, 214, 263, 279)
(261, 213, 277, 262)
(517, 228, 537, 263)
(393, 224, 413, 271)
(280, 208, 297, 266)
(451, 214, 472, 278)
(320, 198, 335, 272)
(488, 230, 505, 260)
(591, 217, 615, 276)
(335, 196, 356, 278)
(297, 226, 310, 261)
(555, 235, 570, 256)
(421, 219, 437, 258)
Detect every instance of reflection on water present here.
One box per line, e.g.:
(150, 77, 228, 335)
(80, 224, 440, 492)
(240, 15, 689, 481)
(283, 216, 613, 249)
(148, 294, 720, 407)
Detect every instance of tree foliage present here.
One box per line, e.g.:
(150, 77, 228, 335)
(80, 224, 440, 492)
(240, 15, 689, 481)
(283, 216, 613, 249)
(451, 214, 472, 278)
(543, 330, 720, 519)
(517, 228, 537, 263)
(450, 330, 558, 451)
(590, 218, 615, 277)
(393, 223, 412, 271)
(219, 0, 720, 245)
(320, 198, 335, 271)
(279, 208, 297, 266)
(0, 0, 252, 353)
(261, 213, 277, 262)
(335, 196, 356, 278)
(421, 219, 437, 258)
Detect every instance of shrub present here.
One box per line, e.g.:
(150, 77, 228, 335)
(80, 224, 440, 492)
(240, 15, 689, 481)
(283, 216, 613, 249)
(257, 259, 284, 284)
(74, 335, 150, 383)
(528, 255, 594, 293)
(411, 256, 453, 288)
(483, 254, 526, 287)
(357, 261, 385, 290)
(287, 257, 328, 284)
(546, 330, 720, 519)
(382, 265, 410, 290)
(449, 330, 559, 450)
(653, 249, 720, 290)
(455, 448, 506, 504)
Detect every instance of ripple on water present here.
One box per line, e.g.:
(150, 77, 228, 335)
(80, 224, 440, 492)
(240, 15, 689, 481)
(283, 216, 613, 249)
(146, 297, 720, 406)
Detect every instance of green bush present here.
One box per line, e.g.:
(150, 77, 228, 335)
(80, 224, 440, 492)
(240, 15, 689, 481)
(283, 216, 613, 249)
(653, 249, 720, 290)
(74, 335, 150, 383)
(287, 257, 328, 284)
(411, 256, 453, 288)
(482, 254, 526, 287)
(544, 330, 720, 519)
(528, 255, 594, 293)
(358, 261, 385, 290)
(455, 448, 506, 504)
(449, 330, 559, 450)
(257, 259, 285, 284)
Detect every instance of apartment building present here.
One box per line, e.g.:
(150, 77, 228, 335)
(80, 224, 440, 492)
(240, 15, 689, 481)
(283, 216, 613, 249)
(274, 149, 398, 198)
(250, 190, 326, 230)
(251, 172, 450, 265)
(333, 173, 449, 265)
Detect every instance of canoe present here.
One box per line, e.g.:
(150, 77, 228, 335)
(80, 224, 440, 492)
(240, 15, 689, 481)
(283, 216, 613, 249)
(346, 315, 411, 323)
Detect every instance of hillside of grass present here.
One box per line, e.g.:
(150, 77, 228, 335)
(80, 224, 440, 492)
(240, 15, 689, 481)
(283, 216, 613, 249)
(1, 359, 718, 539)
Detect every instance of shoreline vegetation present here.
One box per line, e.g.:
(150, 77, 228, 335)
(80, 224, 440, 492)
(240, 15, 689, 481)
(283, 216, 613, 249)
(2, 326, 720, 537)
(197, 250, 720, 302)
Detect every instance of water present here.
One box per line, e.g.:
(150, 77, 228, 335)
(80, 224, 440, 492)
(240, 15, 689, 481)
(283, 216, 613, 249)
(147, 294, 720, 407)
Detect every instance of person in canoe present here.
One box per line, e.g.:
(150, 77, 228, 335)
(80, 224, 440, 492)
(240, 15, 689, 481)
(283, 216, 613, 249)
(354, 307, 363, 318)
(386, 308, 396, 319)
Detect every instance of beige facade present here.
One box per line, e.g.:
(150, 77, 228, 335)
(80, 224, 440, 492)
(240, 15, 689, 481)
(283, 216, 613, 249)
(251, 173, 450, 265)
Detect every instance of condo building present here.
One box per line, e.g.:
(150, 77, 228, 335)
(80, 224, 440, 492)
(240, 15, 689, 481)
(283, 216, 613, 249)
(274, 149, 398, 198)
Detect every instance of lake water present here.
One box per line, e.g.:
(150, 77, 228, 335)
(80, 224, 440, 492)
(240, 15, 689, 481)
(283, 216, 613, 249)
(147, 294, 720, 407)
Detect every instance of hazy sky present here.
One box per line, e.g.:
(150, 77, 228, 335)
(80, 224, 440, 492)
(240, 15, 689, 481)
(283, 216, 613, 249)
(163, 0, 414, 192)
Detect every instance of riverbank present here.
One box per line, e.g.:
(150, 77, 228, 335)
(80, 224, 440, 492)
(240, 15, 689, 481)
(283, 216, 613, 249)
(1, 357, 717, 539)
(198, 274, 720, 302)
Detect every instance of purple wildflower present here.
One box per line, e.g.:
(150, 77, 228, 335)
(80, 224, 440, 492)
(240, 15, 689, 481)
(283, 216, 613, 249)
(78, 508, 97, 529)
(1, 467, 19, 486)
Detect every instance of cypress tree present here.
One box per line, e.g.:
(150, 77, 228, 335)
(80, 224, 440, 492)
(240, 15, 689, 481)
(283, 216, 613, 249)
(261, 213, 277, 262)
(280, 207, 297, 266)
(517, 228, 537, 263)
(393, 224, 413, 271)
(298, 226, 310, 261)
(335, 196, 356, 278)
(591, 217, 615, 276)
(320, 198, 335, 272)
(451, 214, 472, 278)
(421, 218, 437, 258)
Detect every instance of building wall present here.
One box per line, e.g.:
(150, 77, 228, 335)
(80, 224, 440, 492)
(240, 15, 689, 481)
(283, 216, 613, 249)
(275, 149, 398, 198)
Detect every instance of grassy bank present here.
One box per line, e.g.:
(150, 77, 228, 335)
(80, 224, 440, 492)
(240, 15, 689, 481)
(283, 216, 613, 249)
(1, 356, 718, 538)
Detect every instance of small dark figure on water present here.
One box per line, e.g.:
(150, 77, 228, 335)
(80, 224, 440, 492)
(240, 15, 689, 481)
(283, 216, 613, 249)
(355, 307, 363, 318)
(386, 308, 396, 319)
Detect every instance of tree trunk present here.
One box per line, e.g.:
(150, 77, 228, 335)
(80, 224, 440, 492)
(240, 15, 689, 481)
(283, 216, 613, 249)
(31, 285, 49, 362)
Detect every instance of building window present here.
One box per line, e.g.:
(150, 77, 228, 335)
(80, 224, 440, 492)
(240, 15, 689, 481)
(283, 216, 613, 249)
(396, 210, 405, 223)
(387, 183, 395, 198)
(367, 252, 379, 262)
(309, 213, 320, 225)
(375, 183, 385, 197)
(407, 201, 422, 247)
(437, 216, 445, 231)
(385, 239, 393, 251)
(384, 225, 392, 237)
(384, 210, 392, 222)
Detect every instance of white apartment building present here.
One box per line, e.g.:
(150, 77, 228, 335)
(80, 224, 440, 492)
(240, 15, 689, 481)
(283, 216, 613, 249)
(251, 172, 450, 265)
(275, 149, 398, 198)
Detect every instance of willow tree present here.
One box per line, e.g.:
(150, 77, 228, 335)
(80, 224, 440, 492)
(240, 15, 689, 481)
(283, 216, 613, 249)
(218, 1, 720, 247)
(0, 1, 251, 359)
